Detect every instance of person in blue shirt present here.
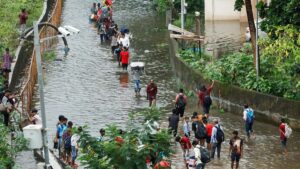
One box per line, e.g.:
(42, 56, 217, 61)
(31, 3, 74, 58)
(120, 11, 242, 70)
(56, 115, 67, 158)
(210, 119, 224, 159)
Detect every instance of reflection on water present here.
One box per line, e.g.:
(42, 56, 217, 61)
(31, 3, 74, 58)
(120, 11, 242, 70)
(205, 20, 248, 57)
(16, 0, 300, 168)
(119, 72, 129, 88)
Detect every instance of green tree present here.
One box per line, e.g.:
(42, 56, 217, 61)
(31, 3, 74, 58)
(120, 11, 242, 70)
(234, 0, 257, 66)
(257, 0, 300, 32)
(79, 108, 173, 169)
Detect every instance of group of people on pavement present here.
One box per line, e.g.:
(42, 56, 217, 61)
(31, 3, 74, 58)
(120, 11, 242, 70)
(53, 115, 81, 168)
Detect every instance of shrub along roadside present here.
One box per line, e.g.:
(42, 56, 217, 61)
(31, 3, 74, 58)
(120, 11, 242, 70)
(179, 42, 300, 100)
(0, 124, 28, 168)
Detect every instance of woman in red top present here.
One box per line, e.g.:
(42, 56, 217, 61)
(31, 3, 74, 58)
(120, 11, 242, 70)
(120, 47, 129, 70)
(279, 118, 287, 155)
(197, 80, 214, 115)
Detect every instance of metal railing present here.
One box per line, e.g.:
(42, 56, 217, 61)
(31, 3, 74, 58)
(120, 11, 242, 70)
(19, 0, 63, 115)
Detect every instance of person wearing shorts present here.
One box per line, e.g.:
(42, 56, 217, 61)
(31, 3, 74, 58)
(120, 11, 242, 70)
(229, 130, 243, 169)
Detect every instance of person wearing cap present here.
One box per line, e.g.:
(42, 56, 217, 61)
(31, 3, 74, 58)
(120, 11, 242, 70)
(28, 108, 42, 125)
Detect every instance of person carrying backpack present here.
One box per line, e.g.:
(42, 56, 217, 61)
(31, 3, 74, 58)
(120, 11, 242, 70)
(197, 80, 214, 115)
(192, 139, 210, 169)
(195, 115, 207, 146)
(210, 119, 224, 159)
(243, 105, 254, 139)
(175, 89, 187, 117)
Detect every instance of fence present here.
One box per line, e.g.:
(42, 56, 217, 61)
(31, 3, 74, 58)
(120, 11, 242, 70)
(19, 0, 63, 115)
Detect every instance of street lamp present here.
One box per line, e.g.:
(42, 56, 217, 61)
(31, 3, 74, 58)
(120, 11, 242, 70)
(33, 21, 79, 168)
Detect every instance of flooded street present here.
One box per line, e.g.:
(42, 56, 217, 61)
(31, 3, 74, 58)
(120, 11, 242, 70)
(17, 0, 300, 168)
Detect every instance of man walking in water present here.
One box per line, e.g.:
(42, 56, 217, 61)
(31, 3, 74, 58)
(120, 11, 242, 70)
(132, 66, 142, 96)
(243, 104, 254, 139)
(146, 80, 157, 107)
(229, 130, 243, 169)
(210, 119, 224, 159)
(197, 80, 214, 115)
(175, 88, 187, 117)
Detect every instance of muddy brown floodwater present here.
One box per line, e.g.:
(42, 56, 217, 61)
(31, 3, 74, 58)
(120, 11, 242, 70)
(16, 0, 300, 168)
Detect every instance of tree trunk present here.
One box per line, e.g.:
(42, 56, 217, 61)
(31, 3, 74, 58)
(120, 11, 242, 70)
(245, 0, 256, 66)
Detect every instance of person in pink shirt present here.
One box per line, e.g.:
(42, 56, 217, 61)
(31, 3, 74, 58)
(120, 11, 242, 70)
(2, 48, 13, 80)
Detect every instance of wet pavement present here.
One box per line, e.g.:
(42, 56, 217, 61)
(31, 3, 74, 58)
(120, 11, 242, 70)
(16, 0, 300, 168)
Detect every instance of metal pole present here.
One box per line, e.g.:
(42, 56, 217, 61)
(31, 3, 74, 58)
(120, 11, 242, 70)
(33, 21, 50, 167)
(255, 0, 259, 81)
(181, 0, 185, 35)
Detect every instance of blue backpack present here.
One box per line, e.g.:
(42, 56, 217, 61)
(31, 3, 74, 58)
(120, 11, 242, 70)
(246, 108, 254, 123)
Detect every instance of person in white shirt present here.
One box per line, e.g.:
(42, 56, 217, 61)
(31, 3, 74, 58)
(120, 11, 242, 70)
(243, 104, 254, 139)
(183, 116, 191, 137)
(118, 32, 130, 48)
(71, 126, 82, 168)
(28, 108, 42, 125)
(192, 140, 204, 169)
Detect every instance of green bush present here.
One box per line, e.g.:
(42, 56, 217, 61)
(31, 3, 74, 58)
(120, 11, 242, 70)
(0, 124, 28, 168)
(79, 108, 173, 169)
(179, 42, 300, 100)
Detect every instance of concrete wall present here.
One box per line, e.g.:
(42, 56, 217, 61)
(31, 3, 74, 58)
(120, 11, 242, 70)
(169, 38, 300, 130)
(205, 0, 259, 21)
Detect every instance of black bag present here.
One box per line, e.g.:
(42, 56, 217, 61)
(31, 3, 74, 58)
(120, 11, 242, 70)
(215, 126, 225, 143)
(176, 95, 186, 109)
(199, 147, 211, 163)
(203, 95, 212, 106)
(196, 123, 207, 139)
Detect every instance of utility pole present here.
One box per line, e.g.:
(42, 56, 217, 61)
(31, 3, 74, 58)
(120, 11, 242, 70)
(255, 0, 260, 81)
(33, 21, 50, 168)
(181, 0, 185, 35)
